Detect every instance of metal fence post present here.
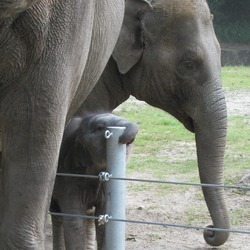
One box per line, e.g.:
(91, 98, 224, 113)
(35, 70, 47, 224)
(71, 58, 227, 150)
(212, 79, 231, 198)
(105, 126, 127, 250)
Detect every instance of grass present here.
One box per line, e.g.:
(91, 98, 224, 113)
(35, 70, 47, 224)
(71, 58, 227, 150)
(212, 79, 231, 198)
(114, 66, 250, 230)
(225, 115, 250, 183)
(222, 66, 250, 90)
(116, 105, 198, 185)
(231, 207, 250, 226)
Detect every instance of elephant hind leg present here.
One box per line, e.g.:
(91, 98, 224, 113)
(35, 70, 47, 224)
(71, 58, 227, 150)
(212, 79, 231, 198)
(51, 215, 65, 250)
(50, 199, 65, 250)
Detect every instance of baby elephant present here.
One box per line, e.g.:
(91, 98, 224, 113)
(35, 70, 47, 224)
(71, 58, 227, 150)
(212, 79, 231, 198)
(50, 112, 139, 250)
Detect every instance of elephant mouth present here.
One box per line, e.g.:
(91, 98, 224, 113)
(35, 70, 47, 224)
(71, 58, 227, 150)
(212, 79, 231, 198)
(168, 107, 195, 133)
(126, 138, 135, 145)
(167, 108, 195, 133)
(182, 116, 195, 133)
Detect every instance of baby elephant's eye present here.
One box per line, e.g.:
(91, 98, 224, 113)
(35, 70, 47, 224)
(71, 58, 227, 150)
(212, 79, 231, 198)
(95, 124, 105, 131)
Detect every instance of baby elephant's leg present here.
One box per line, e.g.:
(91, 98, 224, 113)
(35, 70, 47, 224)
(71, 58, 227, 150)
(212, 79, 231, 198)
(85, 207, 97, 250)
(95, 205, 105, 250)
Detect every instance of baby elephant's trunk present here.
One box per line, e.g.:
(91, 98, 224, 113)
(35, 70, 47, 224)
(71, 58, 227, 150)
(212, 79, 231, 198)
(118, 123, 139, 145)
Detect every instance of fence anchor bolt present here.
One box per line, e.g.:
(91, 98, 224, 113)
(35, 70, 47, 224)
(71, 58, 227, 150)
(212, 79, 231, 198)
(98, 214, 112, 226)
(105, 130, 113, 139)
(99, 171, 112, 182)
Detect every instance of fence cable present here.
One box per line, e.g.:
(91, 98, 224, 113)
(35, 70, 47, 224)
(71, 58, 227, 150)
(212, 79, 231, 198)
(53, 172, 250, 235)
(56, 173, 250, 190)
(49, 211, 250, 235)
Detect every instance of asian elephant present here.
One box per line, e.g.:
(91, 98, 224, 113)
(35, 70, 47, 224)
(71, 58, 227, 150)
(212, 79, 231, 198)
(76, 0, 230, 246)
(50, 112, 139, 249)
(0, 0, 125, 248)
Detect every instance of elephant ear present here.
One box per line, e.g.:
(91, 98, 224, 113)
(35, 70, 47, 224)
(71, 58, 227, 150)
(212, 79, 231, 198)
(72, 136, 93, 171)
(58, 117, 83, 165)
(112, 0, 152, 74)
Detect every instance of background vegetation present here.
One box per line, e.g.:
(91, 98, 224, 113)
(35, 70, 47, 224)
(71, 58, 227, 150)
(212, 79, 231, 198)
(207, 0, 250, 44)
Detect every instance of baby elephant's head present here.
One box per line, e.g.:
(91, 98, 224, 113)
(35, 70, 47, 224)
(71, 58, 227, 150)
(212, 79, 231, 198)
(74, 112, 139, 174)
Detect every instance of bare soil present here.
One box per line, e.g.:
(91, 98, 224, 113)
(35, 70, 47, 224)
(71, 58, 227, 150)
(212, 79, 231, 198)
(45, 90, 250, 249)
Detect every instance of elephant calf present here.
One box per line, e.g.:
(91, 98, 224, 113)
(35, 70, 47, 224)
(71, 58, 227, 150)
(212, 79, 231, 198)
(50, 112, 139, 249)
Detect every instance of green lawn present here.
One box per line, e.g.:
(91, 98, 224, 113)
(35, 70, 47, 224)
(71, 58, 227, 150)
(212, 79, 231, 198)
(222, 66, 250, 89)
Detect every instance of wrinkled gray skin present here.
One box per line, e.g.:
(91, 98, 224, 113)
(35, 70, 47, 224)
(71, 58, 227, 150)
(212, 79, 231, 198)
(50, 112, 139, 250)
(0, 0, 124, 249)
(76, 0, 230, 246)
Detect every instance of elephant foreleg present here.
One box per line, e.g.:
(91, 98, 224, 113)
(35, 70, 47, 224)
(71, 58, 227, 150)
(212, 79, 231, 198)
(0, 113, 65, 249)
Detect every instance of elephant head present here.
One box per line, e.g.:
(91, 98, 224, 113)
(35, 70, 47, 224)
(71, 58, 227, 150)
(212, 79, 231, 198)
(67, 112, 139, 173)
(111, 0, 229, 246)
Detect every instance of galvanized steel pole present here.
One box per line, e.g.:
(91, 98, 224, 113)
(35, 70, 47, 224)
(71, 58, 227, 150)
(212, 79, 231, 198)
(105, 126, 127, 250)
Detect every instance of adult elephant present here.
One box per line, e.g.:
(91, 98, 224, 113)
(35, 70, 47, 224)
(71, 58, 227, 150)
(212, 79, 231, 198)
(76, 0, 230, 246)
(0, 0, 124, 249)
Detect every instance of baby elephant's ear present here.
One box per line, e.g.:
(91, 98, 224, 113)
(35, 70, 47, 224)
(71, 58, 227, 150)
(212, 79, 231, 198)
(119, 122, 139, 144)
(73, 137, 93, 169)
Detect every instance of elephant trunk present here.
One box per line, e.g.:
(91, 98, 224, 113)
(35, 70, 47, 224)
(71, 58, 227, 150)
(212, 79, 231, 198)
(193, 83, 230, 246)
(119, 123, 139, 144)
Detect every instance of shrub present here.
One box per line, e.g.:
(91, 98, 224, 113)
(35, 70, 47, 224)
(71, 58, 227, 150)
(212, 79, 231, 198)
(207, 0, 250, 44)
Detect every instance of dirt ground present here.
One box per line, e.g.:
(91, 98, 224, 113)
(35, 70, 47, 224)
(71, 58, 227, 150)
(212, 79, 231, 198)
(45, 89, 250, 249)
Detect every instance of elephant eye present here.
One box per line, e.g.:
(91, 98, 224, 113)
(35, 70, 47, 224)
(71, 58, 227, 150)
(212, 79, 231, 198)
(184, 61, 196, 71)
(95, 124, 105, 131)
